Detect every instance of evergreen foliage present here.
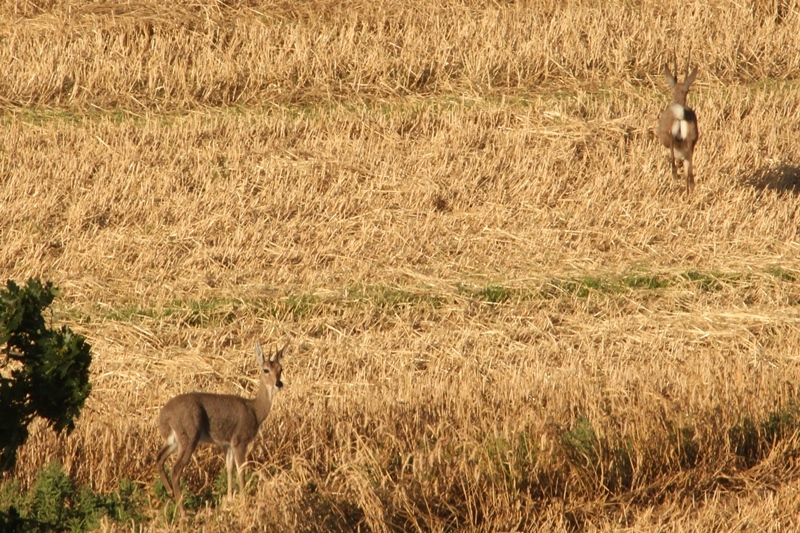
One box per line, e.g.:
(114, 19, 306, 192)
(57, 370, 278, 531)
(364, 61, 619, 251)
(0, 279, 92, 472)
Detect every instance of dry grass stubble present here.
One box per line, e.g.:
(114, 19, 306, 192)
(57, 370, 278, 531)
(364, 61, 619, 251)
(2, 1, 800, 531)
(2, 1, 800, 108)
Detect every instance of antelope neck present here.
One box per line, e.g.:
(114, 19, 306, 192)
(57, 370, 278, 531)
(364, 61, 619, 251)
(253, 378, 275, 424)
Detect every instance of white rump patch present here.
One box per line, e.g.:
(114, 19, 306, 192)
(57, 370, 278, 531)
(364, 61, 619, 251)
(679, 120, 689, 141)
(668, 104, 688, 141)
(671, 120, 690, 142)
(166, 430, 179, 452)
(668, 103, 685, 120)
(670, 120, 691, 142)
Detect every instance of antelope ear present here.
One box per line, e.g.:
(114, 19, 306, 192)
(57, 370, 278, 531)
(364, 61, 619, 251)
(274, 340, 289, 362)
(254, 341, 265, 366)
(663, 64, 677, 88)
(685, 67, 698, 88)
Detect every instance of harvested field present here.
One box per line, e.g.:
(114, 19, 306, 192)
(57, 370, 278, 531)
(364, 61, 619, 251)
(2, 0, 800, 531)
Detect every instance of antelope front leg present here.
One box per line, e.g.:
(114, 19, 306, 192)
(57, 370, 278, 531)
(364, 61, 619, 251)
(669, 146, 676, 180)
(225, 447, 236, 498)
(234, 445, 248, 496)
(685, 156, 695, 194)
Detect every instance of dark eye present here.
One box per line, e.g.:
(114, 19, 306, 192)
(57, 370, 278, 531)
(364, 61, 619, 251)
(263, 368, 270, 374)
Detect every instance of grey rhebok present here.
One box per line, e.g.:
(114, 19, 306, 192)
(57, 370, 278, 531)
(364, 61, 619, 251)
(658, 57, 699, 194)
(155, 340, 287, 513)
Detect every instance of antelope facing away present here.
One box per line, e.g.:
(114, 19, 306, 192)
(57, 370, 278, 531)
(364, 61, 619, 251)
(657, 59, 699, 194)
(155, 341, 286, 513)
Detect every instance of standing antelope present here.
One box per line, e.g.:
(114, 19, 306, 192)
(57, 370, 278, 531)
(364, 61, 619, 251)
(155, 340, 287, 513)
(658, 59, 699, 194)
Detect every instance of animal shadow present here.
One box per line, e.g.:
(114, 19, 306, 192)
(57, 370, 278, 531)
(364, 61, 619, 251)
(747, 164, 800, 193)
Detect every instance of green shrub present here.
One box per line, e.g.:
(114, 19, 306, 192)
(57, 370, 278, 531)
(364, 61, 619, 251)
(0, 461, 146, 532)
(0, 279, 93, 472)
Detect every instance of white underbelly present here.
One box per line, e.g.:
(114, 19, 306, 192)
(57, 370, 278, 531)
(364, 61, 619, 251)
(673, 145, 691, 160)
